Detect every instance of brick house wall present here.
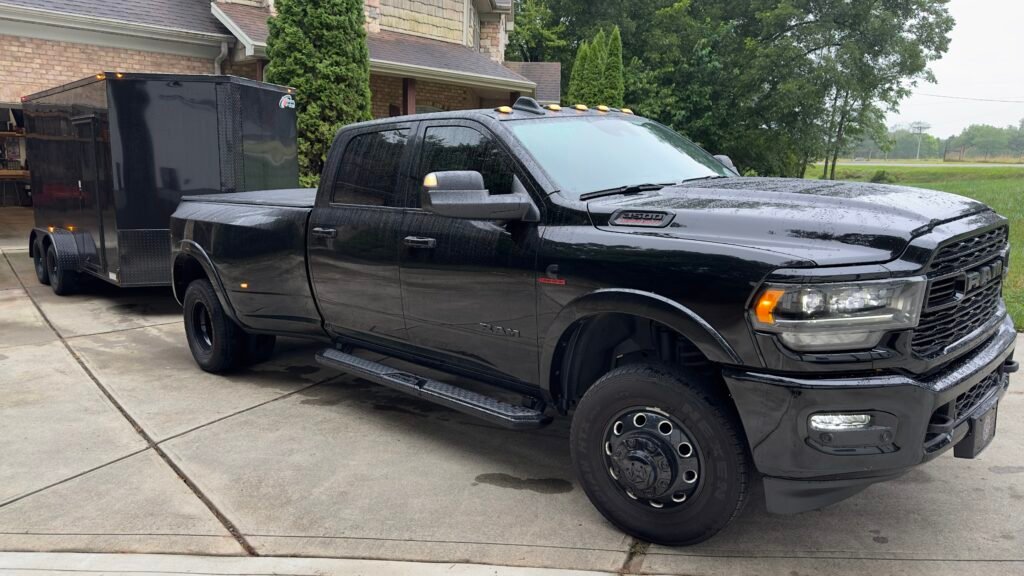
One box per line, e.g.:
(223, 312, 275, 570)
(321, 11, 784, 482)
(478, 15, 506, 63)
(370, 73, 477, 118)
(0, 34, 212, 104)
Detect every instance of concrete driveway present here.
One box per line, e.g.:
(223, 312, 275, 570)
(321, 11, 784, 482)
(1, 206, 1023, 575)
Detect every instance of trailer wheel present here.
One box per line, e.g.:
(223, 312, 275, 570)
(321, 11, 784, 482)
(46, 244, 79, 295)
(570, 363, 750, 546)
(245, 334, 277, 364)
(33, 238, 50, 285)
(183, 279, 245, 373)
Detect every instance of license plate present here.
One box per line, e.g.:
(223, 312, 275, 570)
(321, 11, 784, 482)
(954, 400, 999, 459)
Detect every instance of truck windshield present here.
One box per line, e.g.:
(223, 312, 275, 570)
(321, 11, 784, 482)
(507, 116, 732, 199)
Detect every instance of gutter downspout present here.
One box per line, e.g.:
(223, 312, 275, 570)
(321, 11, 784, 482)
(214, 41, 229, 74)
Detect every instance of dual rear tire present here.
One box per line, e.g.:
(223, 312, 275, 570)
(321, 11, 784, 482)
(183, 279, 275, 373)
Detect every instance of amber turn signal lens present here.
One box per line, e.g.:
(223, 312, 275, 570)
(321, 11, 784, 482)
(755, 288, 786, 324)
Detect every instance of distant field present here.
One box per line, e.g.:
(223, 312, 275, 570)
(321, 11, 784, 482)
(805, 165, 1024, 329)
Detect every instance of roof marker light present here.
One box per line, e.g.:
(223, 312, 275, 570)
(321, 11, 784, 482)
(621, 108, 634, 115)
(596, 105, 610, 112)
(546, 104, 562, 111)
(423, 173, 438, 188)
(496, 105, 513, 114)
(574, 104, 588, 111)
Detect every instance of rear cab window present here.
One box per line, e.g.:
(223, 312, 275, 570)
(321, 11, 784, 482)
(332, 128, 409, 206)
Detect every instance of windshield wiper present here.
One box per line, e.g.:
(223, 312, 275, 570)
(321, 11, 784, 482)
(578, 183, 671, 201)
(679, 175, 729, 184)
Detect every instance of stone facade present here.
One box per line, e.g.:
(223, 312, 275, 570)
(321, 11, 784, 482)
(379, 0, 465, 44)
(0, 34, 212, 104)
(478, 15, 507, 63)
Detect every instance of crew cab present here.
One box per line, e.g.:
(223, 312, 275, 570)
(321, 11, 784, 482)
(170, 97, 1017, 545)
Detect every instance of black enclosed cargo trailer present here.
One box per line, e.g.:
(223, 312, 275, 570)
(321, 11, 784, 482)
(23, 73, 297, 292)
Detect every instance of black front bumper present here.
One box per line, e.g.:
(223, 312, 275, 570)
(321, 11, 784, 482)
(724, 314, 1017, 514)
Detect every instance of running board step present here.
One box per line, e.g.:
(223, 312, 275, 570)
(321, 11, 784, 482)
(315, 348, 551, 429)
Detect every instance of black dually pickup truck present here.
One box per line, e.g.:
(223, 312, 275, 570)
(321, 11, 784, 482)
(170, 97, 1017, 545)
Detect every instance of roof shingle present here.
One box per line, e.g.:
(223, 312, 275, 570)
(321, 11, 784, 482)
(368, 30, 532, 86)
(212, 1, 269, 45)
(0, 0, 229, 36)
(503, 61, 561, 103)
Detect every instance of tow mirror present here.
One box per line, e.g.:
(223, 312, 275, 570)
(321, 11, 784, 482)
(421, 171, 538, 222)
(714, 154, 739, 174)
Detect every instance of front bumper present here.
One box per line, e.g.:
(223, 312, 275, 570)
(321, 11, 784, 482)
(724, 314, 1017, 514)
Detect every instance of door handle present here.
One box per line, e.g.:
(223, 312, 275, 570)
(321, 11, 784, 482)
(403, 236, 437, 249)
(312, 227, 337, 238)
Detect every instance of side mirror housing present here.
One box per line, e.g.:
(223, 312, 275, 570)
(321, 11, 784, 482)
(714, 154, 738, 174)
(421, 171, 538, 221)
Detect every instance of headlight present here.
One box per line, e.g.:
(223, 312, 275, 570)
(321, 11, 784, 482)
(751, 277, 926, 352)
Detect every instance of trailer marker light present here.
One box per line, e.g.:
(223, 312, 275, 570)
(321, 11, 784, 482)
(546, 104, 562, 111)
(574, 104, 588, 111)
(621, 108, 634, 115)
(48, 226, 54, 233)
(596, 105, 610, 112)
(67, 226, 74, 232)
(95, 73, 106, 80)
(754, 288, 785, 324)
(115, 72, 124, 79)
(239, 282, 249, 289)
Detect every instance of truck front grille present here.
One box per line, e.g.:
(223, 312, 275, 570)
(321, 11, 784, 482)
(912, 226, 1008, 358)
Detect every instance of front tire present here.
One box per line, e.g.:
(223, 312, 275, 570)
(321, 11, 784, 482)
(33, 238, 50, 285)
(46, 244, 79, 295)
(570, 363, 750, 546)
(183, 279, 245, 373)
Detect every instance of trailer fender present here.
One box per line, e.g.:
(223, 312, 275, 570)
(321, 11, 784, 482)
(172, 240, 243, 326)
(32, 229, 81, 273)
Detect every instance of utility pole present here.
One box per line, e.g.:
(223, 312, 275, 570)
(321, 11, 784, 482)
(910, 122, 931, 160)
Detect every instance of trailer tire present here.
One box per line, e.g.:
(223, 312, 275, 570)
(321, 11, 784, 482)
(570, 363, 750, 546)
(34, 238, 50, 285)
(46, 244, 79, 295)
(245, 334, 276, 364)
(183, 279, 245, 373)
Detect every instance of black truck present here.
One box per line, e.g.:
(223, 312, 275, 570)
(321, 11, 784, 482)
(169, 97, 1017, 545)
(24, 73, 297, 294)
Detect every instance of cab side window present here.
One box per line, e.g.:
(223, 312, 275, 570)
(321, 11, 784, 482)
(417, 126, 514, 205)
(332, 129, 408, 206)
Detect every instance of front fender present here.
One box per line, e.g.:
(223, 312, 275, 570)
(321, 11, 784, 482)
(539, 288, 742, 397)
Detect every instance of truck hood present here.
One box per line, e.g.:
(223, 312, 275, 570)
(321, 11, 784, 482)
(587, 177, 991, 266)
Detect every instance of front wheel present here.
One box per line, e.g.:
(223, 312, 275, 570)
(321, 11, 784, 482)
(570, 363, 750, 546)
(183, 279, 245, 373)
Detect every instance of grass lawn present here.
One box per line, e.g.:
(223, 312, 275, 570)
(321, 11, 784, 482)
(805, 165, 1024, 329)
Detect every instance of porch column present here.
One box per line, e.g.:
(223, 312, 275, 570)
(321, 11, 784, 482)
(402, 78, 417, 115)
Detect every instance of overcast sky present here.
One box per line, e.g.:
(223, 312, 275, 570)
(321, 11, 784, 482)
(886, 0, 1024, 138)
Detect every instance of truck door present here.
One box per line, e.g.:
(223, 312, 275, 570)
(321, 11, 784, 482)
(398, 121, 541, 384)
(307, 122, 414, 345)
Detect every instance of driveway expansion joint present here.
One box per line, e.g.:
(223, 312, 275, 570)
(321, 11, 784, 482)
(3, 252, 257, 557)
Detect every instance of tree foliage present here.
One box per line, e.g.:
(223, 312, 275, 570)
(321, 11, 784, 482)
(265, 0, 372, 187)
(566, 27, 624, 107)
(506, 0, 567, 62)
(524, 0, 954, 177)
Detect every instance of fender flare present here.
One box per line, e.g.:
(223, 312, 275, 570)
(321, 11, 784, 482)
(32, 228, 81, 272)
(172, 240, 243, 326)
(539, 288, 742, 398)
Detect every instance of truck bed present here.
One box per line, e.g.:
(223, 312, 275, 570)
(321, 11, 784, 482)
(180, 188, 316, 208)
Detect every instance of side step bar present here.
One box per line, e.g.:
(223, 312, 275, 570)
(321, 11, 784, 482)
(315, 348, 551, 430)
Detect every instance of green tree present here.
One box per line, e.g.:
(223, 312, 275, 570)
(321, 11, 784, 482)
(265, 0, 372, 187)
(506, 0, 567, 63)
(603, 26, 625, 107)
(566, 41, 590, 104)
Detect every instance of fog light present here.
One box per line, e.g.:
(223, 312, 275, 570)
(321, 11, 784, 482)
(809, 413, 872, 431)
